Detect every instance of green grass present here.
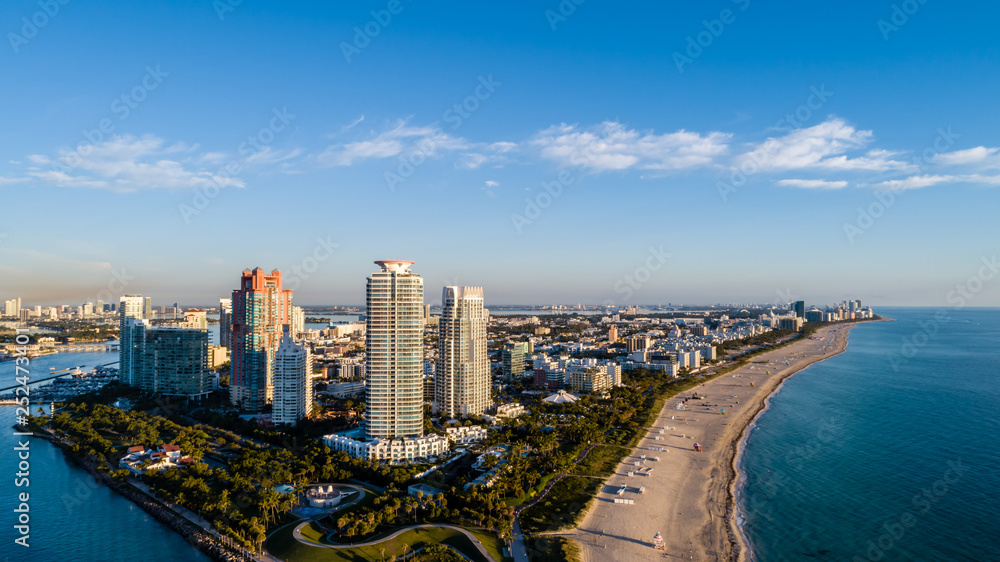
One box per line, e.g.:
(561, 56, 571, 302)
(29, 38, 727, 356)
(570, 445, 629, 478)
(524, 536, 581, 562)
(468, 528, 511, 562)
(266, 523, 490, 562)
(298, 521, 329, 544)
(519, 476, 602, 534)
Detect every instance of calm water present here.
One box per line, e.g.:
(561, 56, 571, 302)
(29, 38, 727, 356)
(738, 307, 1000, 561)
(1, 353, 212, 561)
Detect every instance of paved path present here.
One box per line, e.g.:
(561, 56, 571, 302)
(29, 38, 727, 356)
(292, 522, 495, 561)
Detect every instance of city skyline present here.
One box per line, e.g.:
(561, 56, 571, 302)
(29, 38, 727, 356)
(1, 2, 999, 307)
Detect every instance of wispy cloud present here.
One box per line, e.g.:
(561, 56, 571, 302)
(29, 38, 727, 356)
(743, 118, 910, 172)
(317, 120, 469, 167)
(529, 121, 731, 172)
(341, 114, 365, 132)
(777, 178, 849, 189)
(25, 134, 246, 192)
(873, 173, 1000, 191)
(932, 146, 1000, 167)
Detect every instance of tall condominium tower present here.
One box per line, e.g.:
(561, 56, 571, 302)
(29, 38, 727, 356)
(273, 331, 313, 426)
(435, 286, 490, 418)
(139, 327, 212, 398)
(119, 295, 148, 386)
(219, 298, 232, 349)
(366, 260, 424, 440)
(231, 268, 293, 411)
(143, 297, 153, 319)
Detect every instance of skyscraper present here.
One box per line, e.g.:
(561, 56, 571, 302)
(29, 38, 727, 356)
(143, 297, 153, 319)
(502, 342, 526, 379)
(366, 260, 424, 440)
(435, 286, 490, 418)
(119, 295, 148, 386)
(219, 298, 232, 349)
(273, 330, 313, 426)
(793, 300, 806, 319)
(291, 305, 305, 335)
(230, 268, 293, 411)
(139, 327, 212, 398)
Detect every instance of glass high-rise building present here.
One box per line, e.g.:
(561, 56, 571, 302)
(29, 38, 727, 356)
(219, 297, 232, 349)
(119, 295, 147, 386)
(231, 268, 293, 411)
(366, 260, 424, 440)
(139, 327, 211, 398)
(435, 286, 490, 418)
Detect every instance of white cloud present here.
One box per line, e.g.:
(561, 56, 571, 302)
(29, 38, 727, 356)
(25, 134, 246, 192)
(341, 114, 366, 132)
(243, 147, 303, 167)
(318, 121, 469, 167)
(933, 146, 1000, 166)
(742, 118, 909, 172)
(530, 121, 731, 172)
(776, 178, 849, 189)
(482, 180, 499, 197)
(0, 176, 30, 185)
(870, 174, 1000, 191)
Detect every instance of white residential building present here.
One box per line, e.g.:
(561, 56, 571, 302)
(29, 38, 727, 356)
(366, 260, 424, 440)
(273, 332, 313, 426)
(435, 286, 491, 418)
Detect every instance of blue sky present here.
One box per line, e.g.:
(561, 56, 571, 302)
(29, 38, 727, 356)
(2, 0, 999, 307)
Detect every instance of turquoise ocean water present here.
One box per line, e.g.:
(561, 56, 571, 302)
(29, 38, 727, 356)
(1, 350, 211, 561)
(738, 307, 1000, 561)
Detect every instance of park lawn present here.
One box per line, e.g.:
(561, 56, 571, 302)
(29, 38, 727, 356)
(519, 476, 602, 534)
(298, 521, 329, 544)
(570, 446, 629, 478)
(468, 528, 510, 562)
(524, 536, 581, 562)
(267, 523, 489, 562)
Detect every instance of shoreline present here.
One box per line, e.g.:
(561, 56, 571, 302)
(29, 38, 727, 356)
(14, 425, 252, 562)
(726, 326, 854, 562)
(570, 321, 870, 561)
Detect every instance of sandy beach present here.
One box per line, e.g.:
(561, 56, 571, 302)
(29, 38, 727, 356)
(567, 323, 856, 561)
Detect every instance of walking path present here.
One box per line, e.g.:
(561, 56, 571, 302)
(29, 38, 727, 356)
(292, 522, 495, 561)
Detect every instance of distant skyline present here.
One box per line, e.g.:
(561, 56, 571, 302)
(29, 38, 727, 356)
(2, 1, 999, 307)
